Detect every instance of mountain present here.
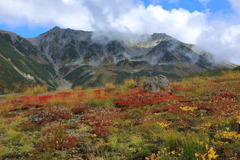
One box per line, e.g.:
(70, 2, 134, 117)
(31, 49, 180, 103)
(0, 31, 57, 94)
(0, 27, 233, 93)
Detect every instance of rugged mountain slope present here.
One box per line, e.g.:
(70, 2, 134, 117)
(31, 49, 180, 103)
(0, 31, 57, 94)
(27, 27, 227, 88)
(0, 27, 232, 92)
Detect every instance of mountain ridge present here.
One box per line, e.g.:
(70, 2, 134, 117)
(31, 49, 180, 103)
(0, 27, 235, 93)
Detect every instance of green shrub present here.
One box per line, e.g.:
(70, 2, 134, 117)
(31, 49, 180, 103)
(124, 79, 137, 88)
(89, 98, 114, 108)
(0, 147, 14, 159)
(105, 82, 115, 89)
(24, 85, 48, 95)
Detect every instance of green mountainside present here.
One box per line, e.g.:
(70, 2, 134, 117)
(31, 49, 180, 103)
(0, 32, 56, 94)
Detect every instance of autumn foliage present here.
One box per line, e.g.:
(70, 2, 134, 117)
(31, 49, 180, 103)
(0, 70, 240, 159)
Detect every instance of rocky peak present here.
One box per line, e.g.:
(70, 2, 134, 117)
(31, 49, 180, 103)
(27, 27, 218, 69)
(50, 26, 61, 31)
(151, 33, 170, 41)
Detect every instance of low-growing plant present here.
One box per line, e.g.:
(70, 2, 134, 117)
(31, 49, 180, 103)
(0, 147, 14, 159)
(105, 82, 115, 89)
(4, 129, 24, 145)
(1, 67, 240, 159)
(108, 129, 156, 159)
(37, 123, 79, 151)
(74, 85, 82, 91)
(89, 98, 114, 108)
(128, 109, 143, 118)
(39, 106, 72, 124)
(124, 79, 137, 88)
(46, 96, 65, 106)
(24, 85, 48, 95)
(1, 127, 36, 158)
(72, 106, 86, 114)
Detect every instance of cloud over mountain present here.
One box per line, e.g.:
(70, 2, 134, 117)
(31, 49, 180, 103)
(0, 0, 239, 63)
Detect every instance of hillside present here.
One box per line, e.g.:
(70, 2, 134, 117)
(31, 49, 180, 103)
(0, 27, 234, 93)
(0, 32, 57, 94)
(0, 69, 239, 159)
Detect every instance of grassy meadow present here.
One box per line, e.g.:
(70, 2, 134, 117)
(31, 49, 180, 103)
(0, 70, 240, 160)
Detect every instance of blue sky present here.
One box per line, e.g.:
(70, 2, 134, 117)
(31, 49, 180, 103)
(143, 0, 233, 13)
(0, 0, 240, 63)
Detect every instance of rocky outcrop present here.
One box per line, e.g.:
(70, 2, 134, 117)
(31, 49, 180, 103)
(143, 75, 171, 93)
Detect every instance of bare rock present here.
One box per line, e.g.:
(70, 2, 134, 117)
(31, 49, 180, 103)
(31, 114, 42, 122)
(143, 75, 171, 93)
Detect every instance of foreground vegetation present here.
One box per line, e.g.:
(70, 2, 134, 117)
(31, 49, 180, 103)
(0, 70, 240, 160)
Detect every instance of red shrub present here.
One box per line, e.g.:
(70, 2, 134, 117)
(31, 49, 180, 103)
(90, 110, 123, 127)
(39, 107, 72, 124)
(219, 91, 237, 99)
(84, 108, 123, 136)
(211, 78, 239, 83)
(212, 91, 237, 101)
(145, 108, 162, 114)
(56, 92, 72, 98)
(164, 104, 182, 114)
(72, 106, 86, 114)
(36, 124, 79, 151)
(173, 85, 192, 91)
(93, 126, 111, 137)
(60, 136, 79, 149)
(114, 90, 176, 107)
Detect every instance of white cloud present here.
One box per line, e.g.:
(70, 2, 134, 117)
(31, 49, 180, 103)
(0, 0, 239, 64)
(197, 22, 240, 64)
(112, 5, 207, 43)
(0, 0, 93, 30)
(228, 0, 240, 12)
(62, 0, 73, 4)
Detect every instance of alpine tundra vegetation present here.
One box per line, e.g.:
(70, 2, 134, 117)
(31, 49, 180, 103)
(0, 67, 239, 159)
